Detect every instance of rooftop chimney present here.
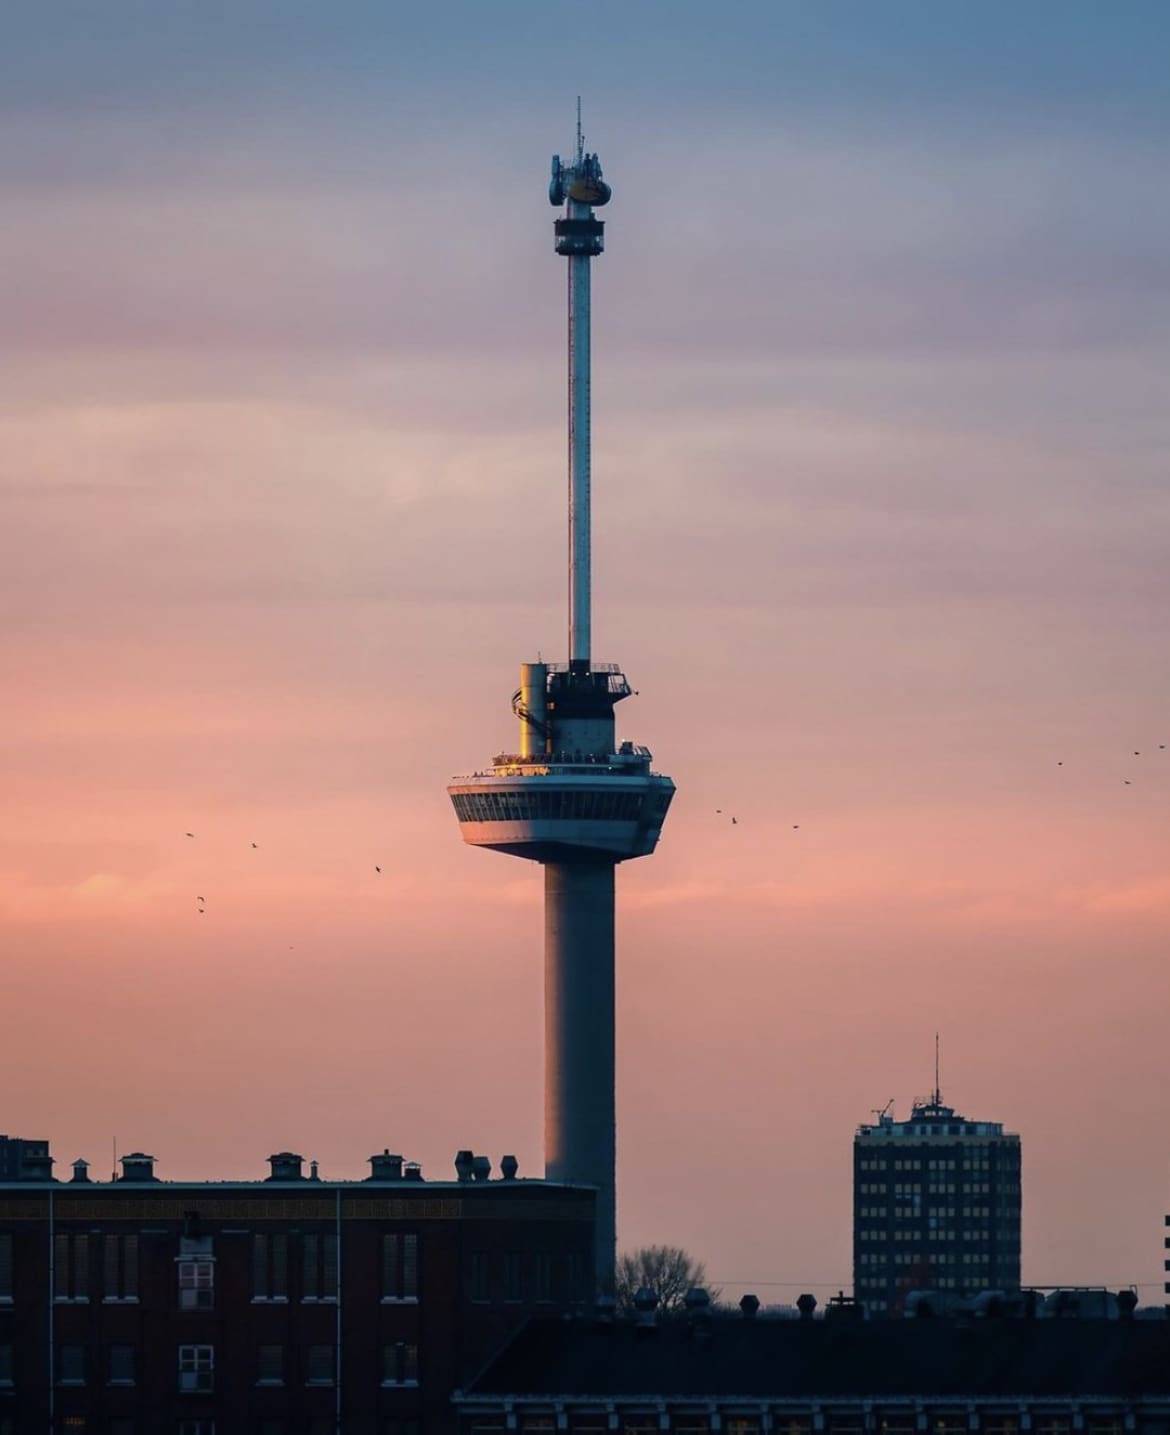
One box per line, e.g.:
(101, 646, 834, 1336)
(454, 1150, 474, 1183)
(70, 1159, 90, 1184)
(796, 1292, 817, 1321)
(471, 1154, 492, 1182)
(403, 1161, 423, 1182)
(119, 1153, 158, 1183)
(369, 1151, 404, 1182)
(266, 1152, 304, 1182)
(633, 1286, 659, 1329)
(500, 1154, 519, 1181)
(309, 1160, 320, 1181)
(740, 1293, 760, 1320)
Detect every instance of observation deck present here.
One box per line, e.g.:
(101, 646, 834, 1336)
(449, 745, 674, 863)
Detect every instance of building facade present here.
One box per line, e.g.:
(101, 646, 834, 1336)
(0, 1145, 594, 1435)
(456, 1300, 1170, 1435)
(853, 1097, 1021, 1316)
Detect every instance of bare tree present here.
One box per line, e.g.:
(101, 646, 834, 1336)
(615, 1245, 720, 1315)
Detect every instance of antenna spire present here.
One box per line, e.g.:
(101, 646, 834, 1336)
(576, 96, 583, 163)
(934, 1031, 941, 1107)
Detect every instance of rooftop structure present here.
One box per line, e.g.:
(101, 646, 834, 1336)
(456, 1298, 1169, 1434)
(448, 114, 675, 1291)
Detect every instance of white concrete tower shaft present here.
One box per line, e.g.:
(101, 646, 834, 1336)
(449, 124, 673, 1296)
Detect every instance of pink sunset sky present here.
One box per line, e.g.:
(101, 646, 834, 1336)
(1, 2, 1168, 1304)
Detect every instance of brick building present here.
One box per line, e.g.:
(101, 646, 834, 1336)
(0, 1144, 594, 1435)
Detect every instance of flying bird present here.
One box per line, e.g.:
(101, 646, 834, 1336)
(731, 816, 738, 825)
(1124, 780, 1132, 785)
(793, 825, 799, 829)
(375, 866, 381, 874)
(185, 832, 195, 838)
(251, 842, 258, 849)
(196, 896, 205, 903)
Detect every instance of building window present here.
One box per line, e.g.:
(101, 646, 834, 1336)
(775, 1421, 812, 1435)
(178, 1259, 214, 1310)
(258, 1422, 286, 1435)
(177, 1424, 216, 1435)
(621, 1419, 657, 1435)
(107, 1344, 135, 1385)
(177, 1345, 214, 1393)
(383, 1422, 421, 1435)
(521, 1420, 557, 1434)
(103, 1235, 139, 1302)
(302, 1232, 338, 1301)
(535, 1251, 553, 1302)
(306, 1344, 335, 1386)
(109, 1421, 135, 1435)
(381, 1342, 419, 1387)
(381, 1232, 419, 1302)
(568, 1252, 588, 1302)
(253, 1234, 288, 1301)
(725, 1422, 762, 1435)
(504, 1251, 523, 1303)
(0, 1344, 12, 1387)
(58, 1344, 86, 1385)
(55, 1233, 90, 1301)
(61, 1421, 87, 1433)
(470, 1251, 490, 1303)
(674, 1420, 711, 1435)
(257, 1344, 284, 1386)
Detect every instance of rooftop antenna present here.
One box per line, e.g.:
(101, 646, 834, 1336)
(933, 1031, 941, 1108)
(576, 95, 584, 164)
(871, 1099, 894, 1122)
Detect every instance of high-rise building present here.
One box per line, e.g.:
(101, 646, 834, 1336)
(448, 117, 674, 1291)
(853, 1088, 1022, 1316)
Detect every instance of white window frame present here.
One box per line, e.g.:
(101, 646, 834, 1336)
(178, 1344, 214, 1393)
(178, 1259, 215, 1311)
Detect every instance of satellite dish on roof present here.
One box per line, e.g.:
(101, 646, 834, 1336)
(568, 175, 611, 206)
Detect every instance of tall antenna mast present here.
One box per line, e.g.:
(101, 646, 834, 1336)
(934, 1031, 941, 1107)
